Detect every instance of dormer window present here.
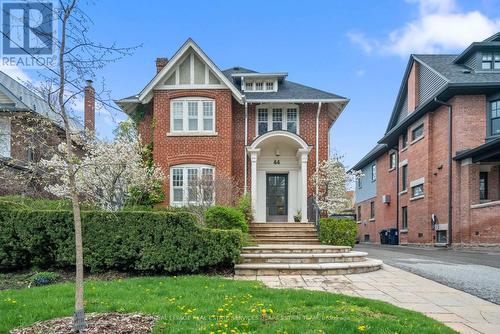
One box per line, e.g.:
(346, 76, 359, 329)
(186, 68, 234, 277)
(243, 80, 277, 92)
(481, 53, 500, 70)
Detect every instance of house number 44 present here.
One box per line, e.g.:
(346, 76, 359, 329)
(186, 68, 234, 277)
(273, 160, 280, 165)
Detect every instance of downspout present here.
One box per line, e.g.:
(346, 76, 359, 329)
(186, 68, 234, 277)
(434, 97, 453, 246)
(243, 98, 248, 194)
(395, 145, 400, 244)
(315, 102, 322, 222)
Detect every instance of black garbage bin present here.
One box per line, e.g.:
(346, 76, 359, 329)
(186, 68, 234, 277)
(379, 229, 389, 244)
(388, 228, 399, 245)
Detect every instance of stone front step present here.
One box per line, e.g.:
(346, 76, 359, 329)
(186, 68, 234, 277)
(242, 244, 351, 254)
(234, 259, 383, 276)
(249, 227, 317, 232)
(241, 251, 368, 264)
(252, 238, 321, 244)
(251, 232, 318, 238)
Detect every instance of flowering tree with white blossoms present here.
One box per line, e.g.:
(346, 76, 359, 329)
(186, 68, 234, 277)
(41, 129, 164, 211)
(313, 155, 363, 215)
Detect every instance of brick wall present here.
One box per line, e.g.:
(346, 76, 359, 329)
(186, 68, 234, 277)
(355, 197, 378, 243)
(149, 89, 234, 205)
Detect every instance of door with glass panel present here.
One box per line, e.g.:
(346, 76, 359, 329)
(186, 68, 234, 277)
(266, 174, 288, 222)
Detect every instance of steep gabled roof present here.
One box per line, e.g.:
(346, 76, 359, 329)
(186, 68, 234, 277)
(138, 38, 244, 103)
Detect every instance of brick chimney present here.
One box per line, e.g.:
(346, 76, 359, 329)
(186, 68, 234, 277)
(156, 57, 168, 73)
(84, 79, 95, 133)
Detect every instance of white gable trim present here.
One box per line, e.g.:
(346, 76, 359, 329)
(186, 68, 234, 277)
(139, 39, 244, 103)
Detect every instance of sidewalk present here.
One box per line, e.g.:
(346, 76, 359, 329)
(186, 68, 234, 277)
(235, 264, 500, 334)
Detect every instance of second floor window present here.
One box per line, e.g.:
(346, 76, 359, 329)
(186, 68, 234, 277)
(491, 100, 500, 136)
(256, 105, 299, 136)
(171, 98, 215, 133)
(402, 130, 408, 148)
(389, 152, 397, 170)
(411, 123, 424, 141)
(370, 201, 375, 219)
(371, 164, 376, 181)
(411, 183, 424, 198)
(401, 164, 408, 191)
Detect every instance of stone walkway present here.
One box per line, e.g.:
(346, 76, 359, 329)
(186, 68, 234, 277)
(235, 264, 500, 334)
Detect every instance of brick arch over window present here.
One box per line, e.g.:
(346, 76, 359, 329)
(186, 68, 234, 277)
(167, 155, 217, 167)
(166, 90, 220, 100)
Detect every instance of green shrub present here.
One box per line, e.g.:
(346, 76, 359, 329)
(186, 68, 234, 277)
(236, 194, 253, 225)
(319, 218, 357, 247)
(0, 196, 97, 211)
(31, 271, 60, 286)
(205, 205, 248, 233)
(0, 209, 242, 273)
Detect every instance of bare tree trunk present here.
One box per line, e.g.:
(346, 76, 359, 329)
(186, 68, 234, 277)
(57, 0, 85, 330)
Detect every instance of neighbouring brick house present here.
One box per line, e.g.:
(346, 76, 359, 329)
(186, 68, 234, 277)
(0, 71, 95, 196)
(353, 33, 500, 246)
(117, 39, 348, 222)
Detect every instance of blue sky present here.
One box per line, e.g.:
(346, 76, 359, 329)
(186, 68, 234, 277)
(6, 0, 500, 167)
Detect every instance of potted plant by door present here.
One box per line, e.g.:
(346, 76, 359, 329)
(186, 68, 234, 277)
(293, 210, 302, 222)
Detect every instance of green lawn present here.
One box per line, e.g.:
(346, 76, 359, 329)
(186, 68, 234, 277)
(0, 276, 455, 334)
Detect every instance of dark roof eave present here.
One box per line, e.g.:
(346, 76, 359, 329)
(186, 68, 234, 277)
(454, 42, 500, 63)
(351, 144, 388, 171)
(454, 136, 500, 161)
(379, 82, 500, 144)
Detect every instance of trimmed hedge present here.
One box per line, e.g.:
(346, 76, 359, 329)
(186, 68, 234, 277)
(0, 208, 243, 273)
(319, 218, 357, 247)
(205, 205, 248, 233)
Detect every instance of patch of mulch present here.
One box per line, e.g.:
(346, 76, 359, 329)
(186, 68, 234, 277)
(10, 313, 158, 334)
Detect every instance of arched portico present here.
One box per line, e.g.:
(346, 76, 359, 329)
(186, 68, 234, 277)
(247, 131, 312, 222)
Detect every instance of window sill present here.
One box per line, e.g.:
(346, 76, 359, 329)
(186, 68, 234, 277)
(471, 200, 500, 209)
(167, 132, 218, 137)
(369, 218, 375, 222)
(356, 221, 362, 224)
(388, 167, 396, 172)
(400, 147, 408, 152)
(400, 229, 408, 234)
(399, 189, 408, 195)
(410, 135, 424, 145)
(410, 195, 425, 201)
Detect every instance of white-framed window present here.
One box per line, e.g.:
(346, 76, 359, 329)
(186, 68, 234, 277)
(170, 164, 215, 206)
(255, 82, 264, 91)
(266, 82, 274, 90)
(244, 80, 277, 92)
(410, 177, 425, 199)
(170, 97, 215, 134)
(371, 164, 376, 181)
(255, 104, 299, 136)
(245, 82, 253, 91)
(0, 116, 11, 158)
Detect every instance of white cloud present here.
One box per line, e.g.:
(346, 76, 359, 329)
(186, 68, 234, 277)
(349, 0, 500, 57)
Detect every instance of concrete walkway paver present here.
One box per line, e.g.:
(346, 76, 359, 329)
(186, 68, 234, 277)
(235, 264, 500, 334)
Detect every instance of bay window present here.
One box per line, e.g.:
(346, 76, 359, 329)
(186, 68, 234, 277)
(170, 165, 215, 206)
(256, 105, 299, 136)
(170, 98, 215, 134)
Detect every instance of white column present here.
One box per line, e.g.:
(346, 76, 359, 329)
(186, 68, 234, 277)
(247, 148, 260, 217)
(298, 149, 309, 223)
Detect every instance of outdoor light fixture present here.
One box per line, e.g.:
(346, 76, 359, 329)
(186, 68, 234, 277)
(275, 148, 280, 156)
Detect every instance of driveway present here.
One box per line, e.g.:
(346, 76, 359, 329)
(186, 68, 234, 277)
(355, 244, 500, 305)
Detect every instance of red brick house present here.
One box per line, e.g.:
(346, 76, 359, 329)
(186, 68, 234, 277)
(0, 71, 95, 196)
(353, 33, 500, 246)
(117, 39, 348, 222)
